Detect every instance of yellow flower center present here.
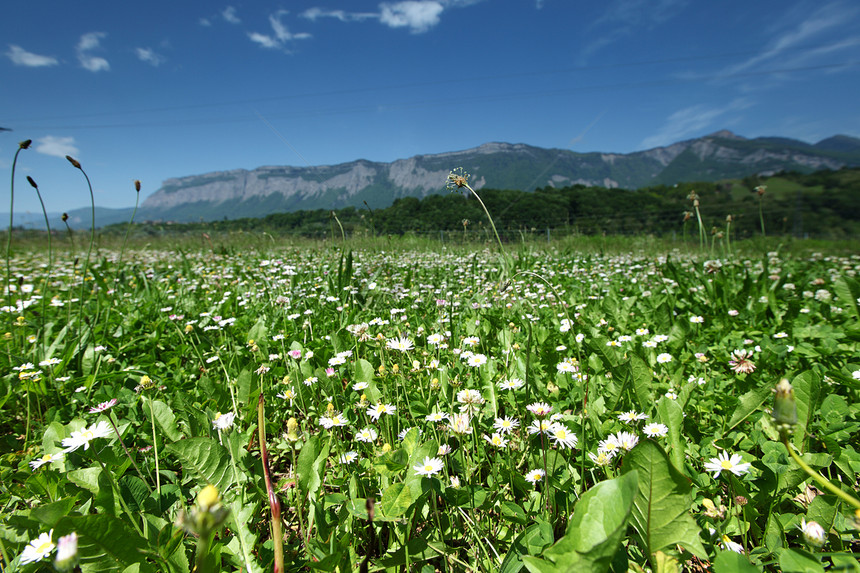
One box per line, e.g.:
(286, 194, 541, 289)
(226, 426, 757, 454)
(721, 460, 733, 470)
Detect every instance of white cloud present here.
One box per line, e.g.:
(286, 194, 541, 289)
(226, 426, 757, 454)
(249, 11, 311, 50)
(380, 1, 444, 33)
(6, 45, 58, 67)
(717, 2, 859, 78)
(222, 6, 241, 24)
(35, 136, 79, 158)
(641, 99, 752, 149)
(77, 32, 109, 72)
(301, 8, 376, 22)
(579, 0, 687, 62)
(135, 47, 166, 66)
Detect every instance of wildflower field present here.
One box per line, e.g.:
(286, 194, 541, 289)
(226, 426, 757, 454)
(2, 237, 860, 572)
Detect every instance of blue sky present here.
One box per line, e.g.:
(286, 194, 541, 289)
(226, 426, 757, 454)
(2, 0, 860, 214)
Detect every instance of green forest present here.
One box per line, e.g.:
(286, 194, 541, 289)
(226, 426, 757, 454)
(109, 167, 860, 240)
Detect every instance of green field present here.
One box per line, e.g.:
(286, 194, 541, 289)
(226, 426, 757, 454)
(1, 234, 859, 572)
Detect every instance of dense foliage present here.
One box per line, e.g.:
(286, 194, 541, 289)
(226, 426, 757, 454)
(1, 239, 859, 571)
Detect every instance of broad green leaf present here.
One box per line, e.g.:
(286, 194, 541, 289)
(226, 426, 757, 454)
(54, 514, 155, 573)
(620, 439, 707, 560)
(778, 548, 825, 573)
(833, 276, 860, 321)
(247, 316, 268, 346)
(792, 370, 821, 449)
(523, 471, 638, 573)
(29, 496, 77, 527)
(119, 475, 151, 513)
(656, 397, 685, 473)
(379, 482, 414, 518)
(297, 435, 321, 492)
(726, 384, 772, 432)
(226, 498, 263, 573)
(165, 437, 234, 493)
(713, 550, 761, 573)
(142, 397, 182, 442)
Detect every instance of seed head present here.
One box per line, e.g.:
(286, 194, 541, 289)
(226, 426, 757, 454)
(447, 167, 470, 191)
(62, 213, 69, 222)
(19, 139, 32, 150)
(134, 180, 141, 192)
(26, 176, 38, 189)
(65, 155, 81, 169)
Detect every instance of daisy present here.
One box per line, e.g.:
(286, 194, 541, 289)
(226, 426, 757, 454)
(30, 451, 64, 471)
(721, 535, 744, 554)
(524, 468, 545, 485)
(20, 530, 55, 565)
(597, 435, 621, 458)
(466, 353, 487, 367)
(447, 413, 472, 435)
(493, 416, 520, 434)
(425, 411, 449, 423)
(548, 423, 578, 449)
(386, 337, 414, 352)
(483, 433, 509, 448)
(656, 353, 673, 364)
(62, 420, 113, 452)
(352, 382, 369, 392)
(427, 333, 444, 345)
(498, 378, 525, 391)
(643, 423, 669, 438)
(588, 451, 613, 466)
(366, 402, 396, 421)
(211, 412, 236, 431)
(527, 419, 554, 435)
(462, 336, 480, 347)
(88, 398, 118, 414)
(319, 413, 348, 429)
(526, 402, 552, 417)
(339, 451, 359, 464)
(617, 410, 648, 424)
(413, 456, 444, 477)
(615, 431, 639, 451)
(54, 532, 78, 570)
(276, 388, 296, 405)
(437, 444, 452, 455)
(704, 451, 751, 478)
(355, 427, 378, 443)
(690, 316, 704, 324)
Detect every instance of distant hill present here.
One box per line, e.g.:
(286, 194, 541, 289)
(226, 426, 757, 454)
(6, 130, 860, 228)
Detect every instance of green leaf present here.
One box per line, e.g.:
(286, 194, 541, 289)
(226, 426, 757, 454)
(713, 550, 761, 573)
(29, 496, 77, 527)
(54, 514, 156, 573)
(523, 471, 638, 573)
(226, 498, 263, 573)
(142, 397, 182, 442)
(165, 437, 234, 493)
(778, 548, 825, 573)
(726, 384, 772, 432)
(379, 482, 415, 518)
(833, 276, 860, 321)
(792, 370, 821, 449)
(620, 439, 707, 561)
(656, 397, 685, 473)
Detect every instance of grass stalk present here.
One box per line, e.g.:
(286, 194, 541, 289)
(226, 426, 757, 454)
(258, 394, 284, 573)
(6, 140, 31, 339)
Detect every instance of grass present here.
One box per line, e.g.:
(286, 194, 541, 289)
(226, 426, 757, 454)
(1, 233, 859, 572)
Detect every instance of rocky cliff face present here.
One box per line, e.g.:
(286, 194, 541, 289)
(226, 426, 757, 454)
(141, 131, 860, 221)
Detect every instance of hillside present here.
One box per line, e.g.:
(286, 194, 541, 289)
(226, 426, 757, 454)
(136, 130, 860, 223)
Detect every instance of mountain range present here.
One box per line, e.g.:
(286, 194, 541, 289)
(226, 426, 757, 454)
(10, 130, 860, 228)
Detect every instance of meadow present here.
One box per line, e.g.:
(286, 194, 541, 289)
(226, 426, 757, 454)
(2, 232, 859, 573)
(2, 151, 860, 572)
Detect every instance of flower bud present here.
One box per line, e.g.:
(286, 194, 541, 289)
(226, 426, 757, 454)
(197, 485, 220, 511)
(800, 518, 826, 548)
(286, 417, 300, 441)
(54, 532, 78, 572)
(772, 378, 797, 437)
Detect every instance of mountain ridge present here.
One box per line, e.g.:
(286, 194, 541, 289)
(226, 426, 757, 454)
(7, 130, 860, 228)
